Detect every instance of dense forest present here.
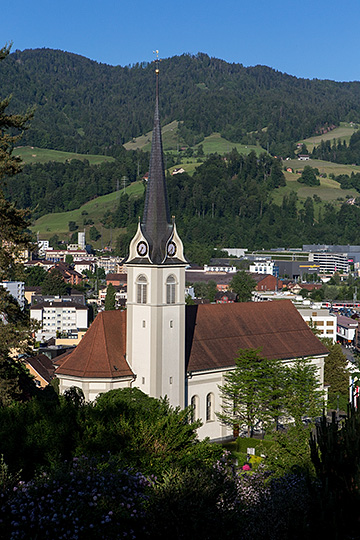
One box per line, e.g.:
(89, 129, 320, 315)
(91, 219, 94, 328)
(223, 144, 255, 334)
(2, 48, 360, 156)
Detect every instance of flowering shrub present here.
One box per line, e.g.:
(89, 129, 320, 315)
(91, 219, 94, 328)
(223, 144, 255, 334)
(0, 456, 150, 539)
(211, 453, 311, 539)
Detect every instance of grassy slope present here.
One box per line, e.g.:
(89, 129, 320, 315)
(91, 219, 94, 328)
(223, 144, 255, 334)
(14, 146, 115, 165)
(30, 181, 144, 248)
(124, 120, 179, 152)
(298, 122, 358, 152)
(125, 124, 262, 156)
(28, 132, 360, 246)
(273, 158, 360, 219)
(195, 133, 262, 156)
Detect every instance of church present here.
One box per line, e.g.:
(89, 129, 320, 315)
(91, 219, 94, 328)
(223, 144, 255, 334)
(55, 61, 328, 440)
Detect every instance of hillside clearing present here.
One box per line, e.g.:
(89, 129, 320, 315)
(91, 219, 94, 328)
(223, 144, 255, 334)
(14, 146, 115, 165)
(298, 122, 358, 152)
(31, 181, 144, 245)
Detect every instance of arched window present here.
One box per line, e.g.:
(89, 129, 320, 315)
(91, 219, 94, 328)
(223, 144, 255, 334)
(166, 275, 176, 304)
(190, 395, 199, 423)
(136, 274, 147, 304)
(206, 393, 214, 422)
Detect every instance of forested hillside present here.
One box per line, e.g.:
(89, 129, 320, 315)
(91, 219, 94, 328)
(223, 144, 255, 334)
(164, 153, 360, 249)
(4, 149, 149, 217)
(58, 151, 360, 253)
(2, 48, 360, 156)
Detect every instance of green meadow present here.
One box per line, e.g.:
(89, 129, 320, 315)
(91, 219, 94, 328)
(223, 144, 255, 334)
(125, 124, 262, 156)
(298, 122, 358, 152)
(31, 181, 144, 247)
(14, 146, 115, 165)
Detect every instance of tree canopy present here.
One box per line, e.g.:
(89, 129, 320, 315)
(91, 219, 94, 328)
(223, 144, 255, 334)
(2, 49, 360, 157)
(104, 283, 116, 310)
(0, 44, 37, 405)
(217, 348, 325, 436)
(229, 271, 257, 302)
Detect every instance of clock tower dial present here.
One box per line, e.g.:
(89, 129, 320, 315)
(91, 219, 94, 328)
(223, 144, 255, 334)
(137, 241, 148, 257)
(167, 241, 176, 257)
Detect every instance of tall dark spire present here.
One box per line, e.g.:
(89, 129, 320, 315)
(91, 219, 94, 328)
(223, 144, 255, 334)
(142, 51, 172, 264)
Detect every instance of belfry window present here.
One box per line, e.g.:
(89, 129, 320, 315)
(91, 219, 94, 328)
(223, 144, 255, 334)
(166, 275, 176, 304)
(136, 275, 147, 304)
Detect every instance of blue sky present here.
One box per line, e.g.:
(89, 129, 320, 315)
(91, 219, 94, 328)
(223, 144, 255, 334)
(3, 0, 360, 81)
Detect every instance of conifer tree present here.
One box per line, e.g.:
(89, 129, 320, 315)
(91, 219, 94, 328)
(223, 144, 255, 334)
(104, 283, 116, 311)
(321, 337, 349, 409)
(0, 44, 36, 405)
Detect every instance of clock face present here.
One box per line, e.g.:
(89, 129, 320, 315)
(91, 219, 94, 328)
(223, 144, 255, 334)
(167, 241, 176, 257)
(137, 241, 148, 257)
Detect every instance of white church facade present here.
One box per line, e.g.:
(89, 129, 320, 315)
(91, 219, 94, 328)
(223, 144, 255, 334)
(55, 61, 328, 440)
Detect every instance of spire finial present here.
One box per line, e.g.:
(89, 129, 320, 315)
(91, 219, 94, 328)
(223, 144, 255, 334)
(153, 50, 160, 74)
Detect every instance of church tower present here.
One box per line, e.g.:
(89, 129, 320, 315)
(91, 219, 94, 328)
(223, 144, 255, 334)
(126, 54, 187, 408)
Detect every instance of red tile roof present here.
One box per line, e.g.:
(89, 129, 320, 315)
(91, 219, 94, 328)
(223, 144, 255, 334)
(56, 299, 328, 380)
(55, 310, 133, 379)
(185, 300, 328, 372)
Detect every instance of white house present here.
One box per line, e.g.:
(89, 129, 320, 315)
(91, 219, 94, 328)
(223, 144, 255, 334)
(249, 260, 276, 275)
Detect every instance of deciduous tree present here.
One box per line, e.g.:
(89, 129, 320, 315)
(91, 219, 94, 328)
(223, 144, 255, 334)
(229, 271, 256, 302)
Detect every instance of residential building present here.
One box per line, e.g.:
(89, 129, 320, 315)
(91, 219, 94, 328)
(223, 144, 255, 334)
(215, 291, 237, 303)
(51, 262, 84, 286)
(298, 308, 337, 342)
(251, 273, 279, 292)
(203, 264, 237, 274)
(30, 299, 88, 342)
(98, 285, 127, 307)
(44, 248, 92, 263)
(78, 231, 86, 250)
(97, 256, 124, 274)
(73, 260, 95, 275)
(249, 260, 277, 276)
(336, 315, 358, 345)
(0, 281, 25, 309)
(24, 354, 56, 388)
(106, 273, 127, 287)
(37, 240, 49, 256)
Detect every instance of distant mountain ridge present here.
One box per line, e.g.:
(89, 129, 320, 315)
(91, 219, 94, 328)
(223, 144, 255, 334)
(2, 48, 360, 156)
